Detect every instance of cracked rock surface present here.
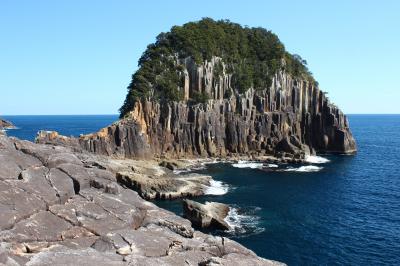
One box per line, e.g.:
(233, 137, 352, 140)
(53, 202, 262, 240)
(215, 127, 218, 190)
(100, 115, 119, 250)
(0, 135, 284, 265)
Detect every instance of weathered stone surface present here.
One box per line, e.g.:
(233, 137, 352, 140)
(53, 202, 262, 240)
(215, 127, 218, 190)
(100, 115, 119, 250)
(0, 211, 72, 242)
(199, 253, 285, 266)
(46, 152, 82, 168)
(117, 170, 211, 199)
(125, 251, 213, 265)
(48, 168, 75, 204)
(0, 180, 47, 230)
(26, 246, 125, 266)
(142, 208, 194, 238)
(183, 200, 231, 230)
(0, 139, 42, 180)
(10, 166, 59, 205)
(0, 135, 282, 265)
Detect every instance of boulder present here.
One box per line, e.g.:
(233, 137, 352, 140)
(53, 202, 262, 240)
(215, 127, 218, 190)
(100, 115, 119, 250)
(159, 160, 178, 170)
(183, 199, 231, 231)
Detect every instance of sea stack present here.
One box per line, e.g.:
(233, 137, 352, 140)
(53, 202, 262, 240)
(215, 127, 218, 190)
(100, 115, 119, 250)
(37, 19, 356, 160)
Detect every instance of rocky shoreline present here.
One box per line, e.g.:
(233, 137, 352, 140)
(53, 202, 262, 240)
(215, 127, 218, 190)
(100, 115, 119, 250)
(0, 134, 284, 265)
(0, 118, 15, 135)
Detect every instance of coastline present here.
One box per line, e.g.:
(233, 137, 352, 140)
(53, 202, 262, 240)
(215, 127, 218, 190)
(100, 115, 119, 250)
(0, 134, 284, 265)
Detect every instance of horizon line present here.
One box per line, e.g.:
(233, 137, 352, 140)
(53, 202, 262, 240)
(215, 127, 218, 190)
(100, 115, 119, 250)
(2, 113, 400, 116)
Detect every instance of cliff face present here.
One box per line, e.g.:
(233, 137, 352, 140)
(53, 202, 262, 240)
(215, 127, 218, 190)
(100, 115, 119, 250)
(45, 57, 355, 159)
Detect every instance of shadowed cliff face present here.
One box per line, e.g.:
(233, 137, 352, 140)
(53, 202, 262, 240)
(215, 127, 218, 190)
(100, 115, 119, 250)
(39, 57, 356, 159)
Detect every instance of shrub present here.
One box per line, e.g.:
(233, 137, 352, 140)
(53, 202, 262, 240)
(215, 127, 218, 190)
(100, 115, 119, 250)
(120, 18, 315, 117)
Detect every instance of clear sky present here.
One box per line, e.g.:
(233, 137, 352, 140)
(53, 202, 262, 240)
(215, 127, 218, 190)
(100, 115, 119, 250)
(1, 0, 399, 115)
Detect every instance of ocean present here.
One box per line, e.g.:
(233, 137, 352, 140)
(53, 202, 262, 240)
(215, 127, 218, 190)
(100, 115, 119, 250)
(3, 114, 400, 265)
(2, 115, 118, 142)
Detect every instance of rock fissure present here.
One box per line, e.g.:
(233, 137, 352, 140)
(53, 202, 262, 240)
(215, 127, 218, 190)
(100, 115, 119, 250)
(57, 167, 81, 194)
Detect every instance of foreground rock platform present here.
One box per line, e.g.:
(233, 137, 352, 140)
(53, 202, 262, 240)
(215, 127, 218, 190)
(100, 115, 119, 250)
(0, 135, 283, 265)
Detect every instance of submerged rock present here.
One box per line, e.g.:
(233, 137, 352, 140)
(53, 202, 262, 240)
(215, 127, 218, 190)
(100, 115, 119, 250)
(183, 199, 231, 231)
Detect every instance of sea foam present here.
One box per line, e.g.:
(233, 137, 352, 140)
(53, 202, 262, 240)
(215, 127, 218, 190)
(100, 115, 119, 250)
(232, 160, 264, 169)
(284, 165, 323, 172)
(224, 207, 265, 236)
(173, 165, 206, 174)
(305, 155, 330, 164)
(204, 180, 229, 195)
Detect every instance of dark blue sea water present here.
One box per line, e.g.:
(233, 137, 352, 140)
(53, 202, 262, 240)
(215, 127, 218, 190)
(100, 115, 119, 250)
(3, 115, 400, 265)
(158, 115, 400, 265)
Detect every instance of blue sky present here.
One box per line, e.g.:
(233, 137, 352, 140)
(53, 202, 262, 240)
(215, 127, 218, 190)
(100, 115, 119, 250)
(1, 0, 399, 115)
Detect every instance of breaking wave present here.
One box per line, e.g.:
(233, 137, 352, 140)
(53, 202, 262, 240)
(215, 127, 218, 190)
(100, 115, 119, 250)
(173, 165, 206, 174)
(224, 206, 265, 237)
(284, 165, 323, 172)
(173, 159, 219, 174)
(232, 161, 264, 169)
(204, 180, 229, 195)
(305, 155, 330, 164)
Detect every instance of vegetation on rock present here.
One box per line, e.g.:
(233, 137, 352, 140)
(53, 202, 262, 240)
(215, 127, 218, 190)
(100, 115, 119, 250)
(120, 18, 316, 118)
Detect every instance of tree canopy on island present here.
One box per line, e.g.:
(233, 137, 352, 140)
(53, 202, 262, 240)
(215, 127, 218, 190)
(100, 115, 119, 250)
(120, 18, 316, 118)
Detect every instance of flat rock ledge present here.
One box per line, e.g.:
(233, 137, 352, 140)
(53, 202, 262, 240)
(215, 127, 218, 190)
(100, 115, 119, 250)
(0, 135, 284, 266)
(183, 200, 231, 231)
(116, 170, 212, 200)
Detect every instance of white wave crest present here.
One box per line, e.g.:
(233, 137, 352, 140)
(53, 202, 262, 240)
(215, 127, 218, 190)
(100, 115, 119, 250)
(267, 164, 279, 168)
(284, 165, 323, 172)
(305, 155, 330, 164)
(203, 180, 229, 195)
(224, 207, 265, 236)
(173, 165, 206, 174)
(232, 160, 263, 169)
(201, 159, 219, 165)
(1, 126, 18, 133)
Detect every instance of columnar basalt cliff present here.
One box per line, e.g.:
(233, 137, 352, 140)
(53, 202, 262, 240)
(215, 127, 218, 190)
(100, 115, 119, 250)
(37, 19, 356, 159)
(42, 58, 355, 159)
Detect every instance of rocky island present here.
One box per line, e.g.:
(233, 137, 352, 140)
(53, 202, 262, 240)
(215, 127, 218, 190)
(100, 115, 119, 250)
(0, 18, 356, 265)
(0, 118, 15, 135)
(37, 19, 356, 161)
